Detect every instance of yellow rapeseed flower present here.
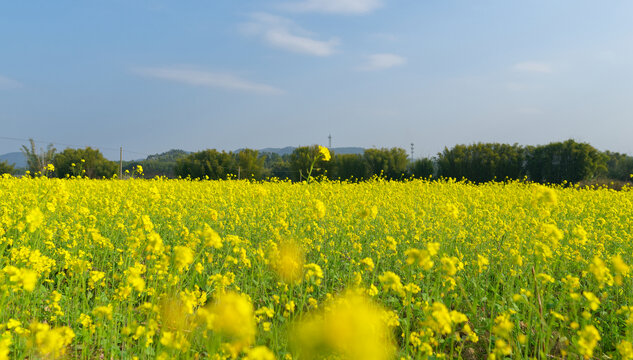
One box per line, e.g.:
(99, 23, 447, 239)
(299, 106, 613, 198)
(0, 332, 11, 360)
(589, 256, 613, 288)
(245, 346, 276, 360)
(617, 340, 633, 360)
(201, 224, 223, 249)
(492, 313, 514, 339)
(3, 266, 38, 292)
(270, 241, 305, 284)
(378, 271, 405, 297)
(405, 248, 434, 270)
(477, 255, 489, 273)
(25, 208, 44, 232)
(125, 263, 146, 293)
(173, 246, 194, 272)
(204, 291, 256, 356)
(583, 292, 600, 311)
(304, 263, 323, 285)
(312, 200, 326, 219)
(93, 304, 113, 320)
(360, 257, 375, 272)
(318, 146, 331, 162)
(577, 325, 600, 359)
(612, 254, 630, 286)
(28, 322, 75, 359)
(292, 291, 395, 360)
(430, 302, 453, 335)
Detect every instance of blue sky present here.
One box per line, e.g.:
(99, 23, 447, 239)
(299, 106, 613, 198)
(1, 0, 632, 160)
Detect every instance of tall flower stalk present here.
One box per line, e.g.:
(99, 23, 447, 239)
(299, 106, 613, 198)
(305, 146, 331, 183)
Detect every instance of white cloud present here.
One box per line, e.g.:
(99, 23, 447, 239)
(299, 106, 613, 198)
(0, 75, 22, 89)
(241, 13, 339, 56)
(357, 53, 406, 71)
(280, 0, 383, 14)
(133, 67, 282, 95)
(513, 62, 553, 73)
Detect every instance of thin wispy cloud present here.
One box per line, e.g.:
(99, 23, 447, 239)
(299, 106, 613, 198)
(0, 74, 23, 89)
(357, 53, 406, 71)
(241, 13, 339, 56)
(279, 0, 383, 14)
(133, 67, 283, 95)
(513, 62, 553, 73)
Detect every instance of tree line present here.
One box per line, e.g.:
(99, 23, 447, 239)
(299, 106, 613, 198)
(171, 140, 633, 184)
(434, 140, 630, 183)
(2, 139, 632, 184)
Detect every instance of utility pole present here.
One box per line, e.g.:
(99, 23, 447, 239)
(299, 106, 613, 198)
(410, 143, 414, 160)
(328, 134, 332, 148)
(238, 166, 241, 180)
(119, 147, 123, 179)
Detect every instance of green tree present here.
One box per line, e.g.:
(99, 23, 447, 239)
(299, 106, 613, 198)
(437, 143, 526, 182)
(363, 148, 409, 180)
(262, 153, 292, 180)
(410, 158, 435, 178)
(21, 138, 56, 174)
(235, 149, 267, 180)
(0, 160, 15, 175)
(526, 139, 607, 183)
(175, 149, 237, 179)
(602, 151, 633, 181)
(289, 146, 333, 181)
(53, 147, 118, 178)
(331, 154, 368, 180)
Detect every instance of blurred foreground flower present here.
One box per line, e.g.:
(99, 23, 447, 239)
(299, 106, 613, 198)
(291, 290, 396, 360)
(270, 241, 305, 284)
(197, 291, 256, 357)
(27, 322, 75, 359)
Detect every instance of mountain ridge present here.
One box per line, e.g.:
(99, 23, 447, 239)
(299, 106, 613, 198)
(0, 152, 27, 168)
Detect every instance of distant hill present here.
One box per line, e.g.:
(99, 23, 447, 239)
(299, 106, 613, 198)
(258, 147, 364, 156)
(329, 147, 365, 155)
(0, 152, 27, 168)
(145, 149, 190, 161)
(123, 149, 190, 178)
(257, 147, 296, 156)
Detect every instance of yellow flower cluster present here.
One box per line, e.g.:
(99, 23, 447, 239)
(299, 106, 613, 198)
(27, 322, 75, 359)
(0, 176, 631, 358)
(293, 291, 395, 360)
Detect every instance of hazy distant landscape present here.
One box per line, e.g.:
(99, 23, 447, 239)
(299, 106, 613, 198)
(2, 139, 632, 187)
(0, 147, 365, 169)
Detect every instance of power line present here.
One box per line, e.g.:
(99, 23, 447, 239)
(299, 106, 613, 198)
(0, 136, 151, 157)
(1, 136, 305, 173)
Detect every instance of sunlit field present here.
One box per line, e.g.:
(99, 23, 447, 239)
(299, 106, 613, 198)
(0, 176, 632, 359)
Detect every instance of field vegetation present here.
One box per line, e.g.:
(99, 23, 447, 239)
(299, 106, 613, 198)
(0, 168, 632, 359)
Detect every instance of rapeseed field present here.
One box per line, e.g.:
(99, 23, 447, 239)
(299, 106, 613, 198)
(0, 175, 632, 359)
